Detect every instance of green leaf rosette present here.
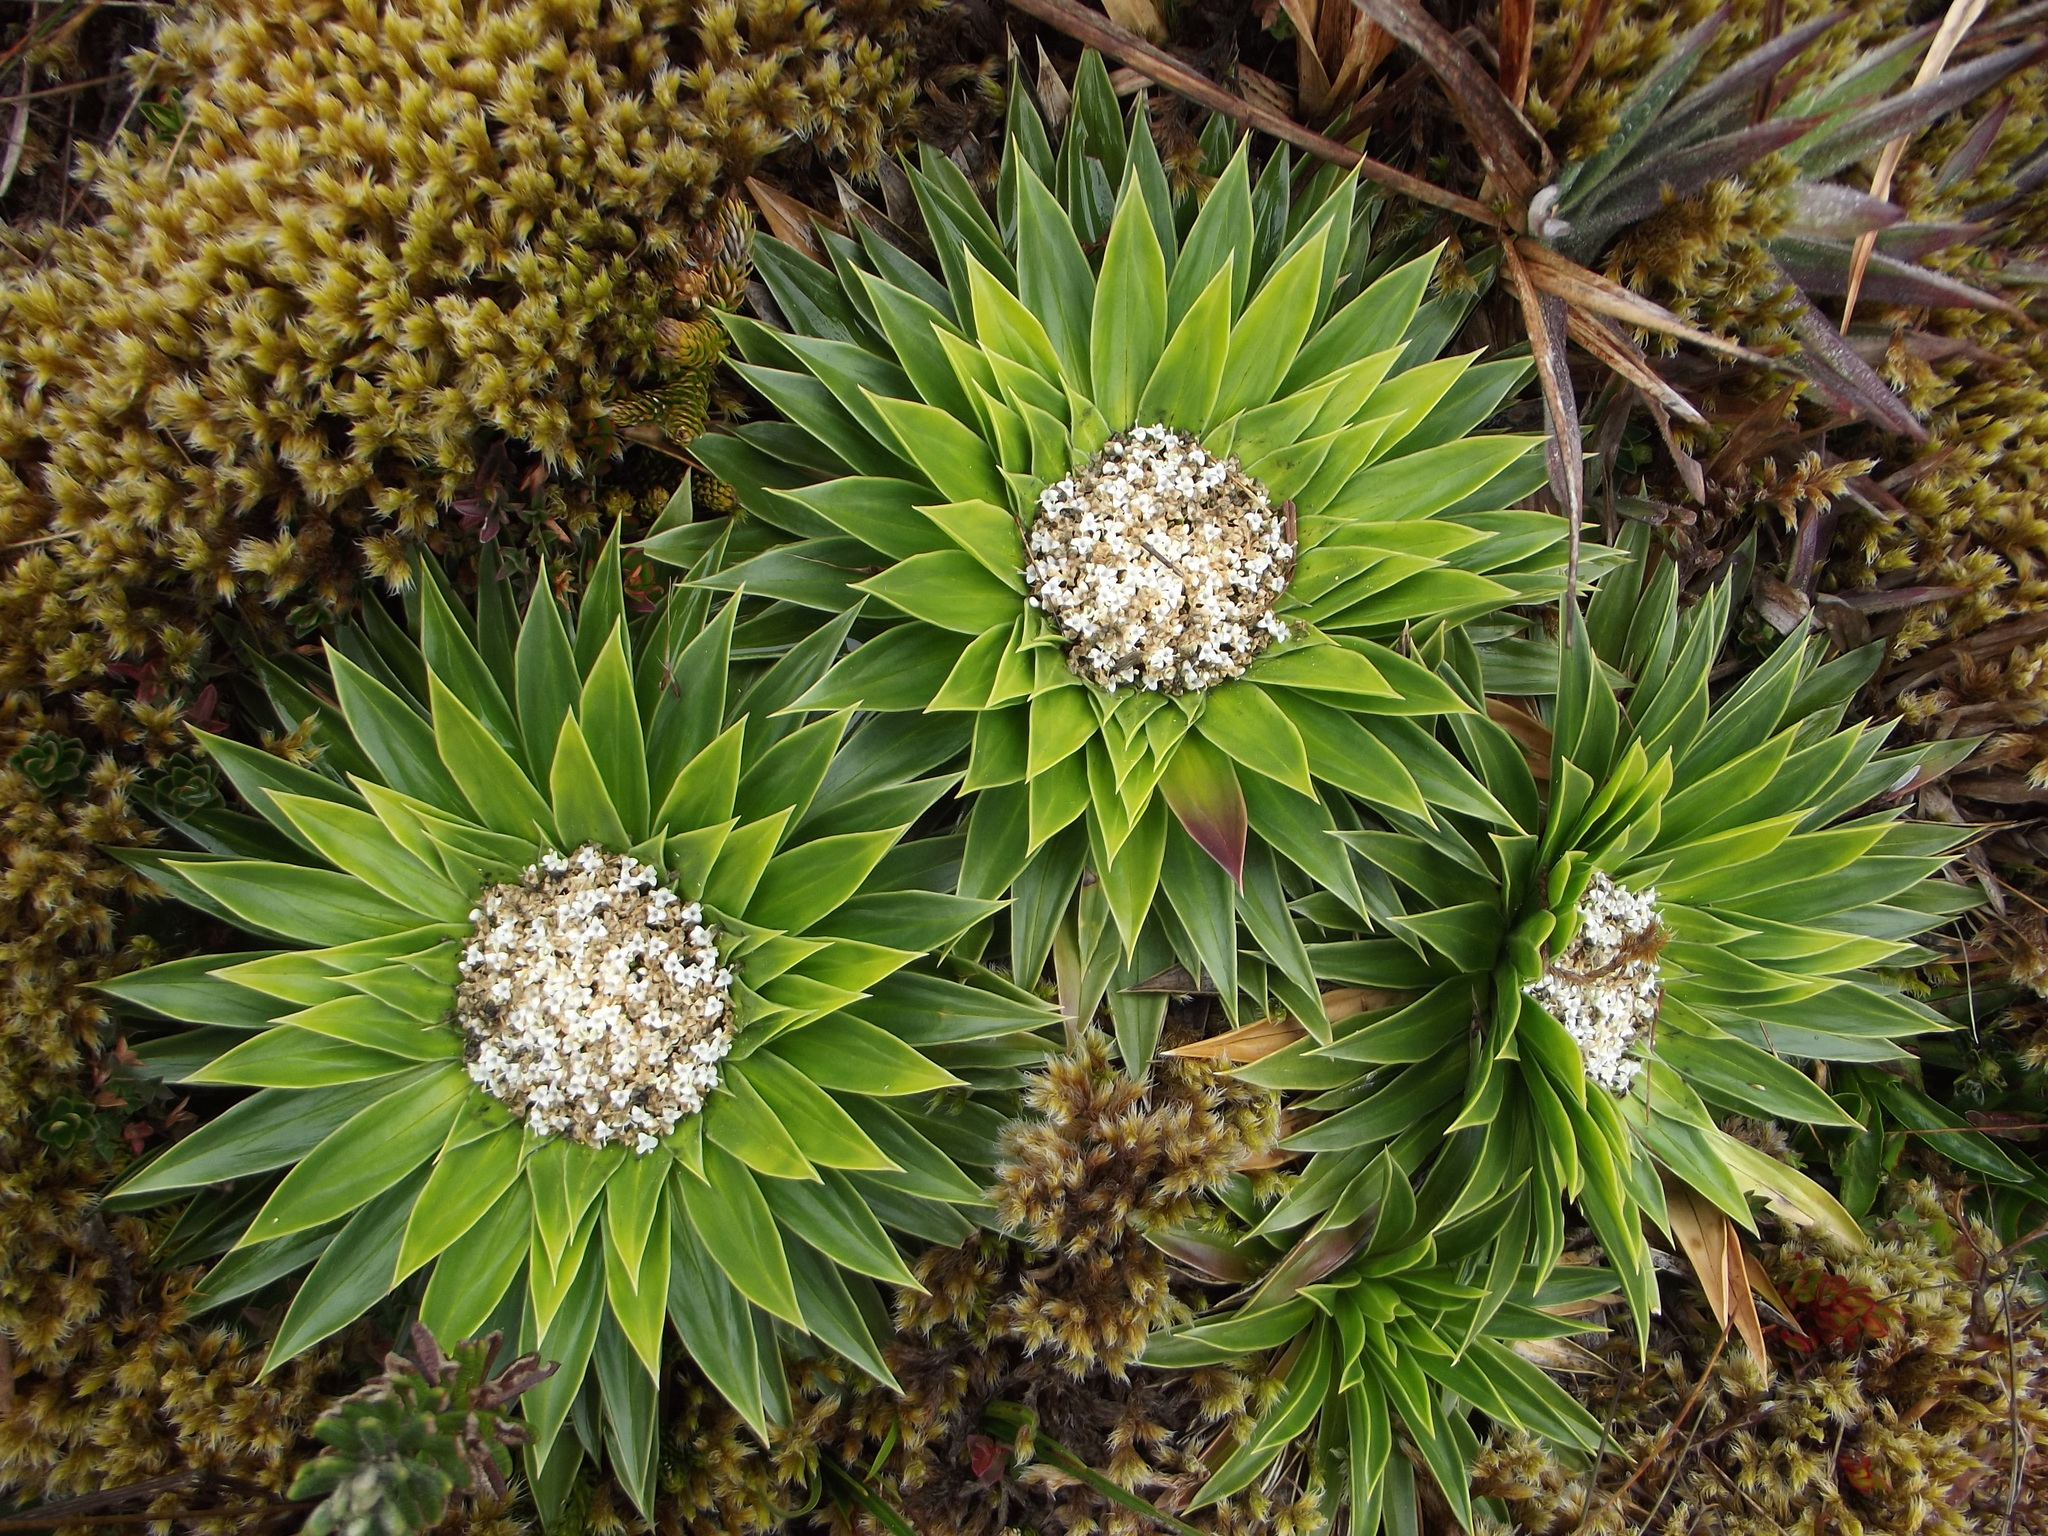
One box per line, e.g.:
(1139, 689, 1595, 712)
(103, 535, 1050, 1517)
(690, 53, 1589, 1020)
(1142, 1182, 1605, 1531)
(1234, 530, 1979, 1343)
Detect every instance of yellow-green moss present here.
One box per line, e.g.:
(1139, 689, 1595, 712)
(1473, 1185, 2048, 1536)
(0, 0, 930, 1512)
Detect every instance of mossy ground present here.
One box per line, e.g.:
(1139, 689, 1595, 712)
(4, 0, 2048, 1531)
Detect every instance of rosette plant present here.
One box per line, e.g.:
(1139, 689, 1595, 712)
(102, 532, 1048, 1518)
(1223, 530, 1977, 1345)
(1130, 536, 1976, 1527)
(691, 53, 1592, 1040)
(1142, 1163, 1606, 1531)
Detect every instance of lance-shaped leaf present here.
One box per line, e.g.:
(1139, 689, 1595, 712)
(1158, 730, 1247, 882)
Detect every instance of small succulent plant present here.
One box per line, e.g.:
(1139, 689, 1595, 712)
(9, 730, 85, 793)
(291, 1325, 554, 1536)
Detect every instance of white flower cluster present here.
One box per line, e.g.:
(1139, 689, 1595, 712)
(1523, 873, 1663, 1095)
(1025, 424, 1293, 693)
(455, 846, 734, 1153)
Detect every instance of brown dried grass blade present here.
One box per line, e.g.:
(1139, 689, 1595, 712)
(1317, 984, 1419, 1023)
(1168, 1014, 1308, 1063)
(746, 177, 830, 260)
(1563, 307, 1706, 425)
(1666, 1181, 1770, 1372)
(1351, 0, 1541, 200)
(1742, 1251, 1795, 1321)
(1101, 0, 1168, 43)
(1280, 0, 1335, 114)
(1503, 239, 1583, 619)
(1329, 13, 1397, 111)
(1486, 697, 1555, 772)
(1499, 0, 1535, 108)
(1843, 0, 1990, 327)
(1516, 239, 1777, 367)
(1553, 0, 1616, 106)
(1004, 0, 1498, 222)
(1641, 388, 1709, 504)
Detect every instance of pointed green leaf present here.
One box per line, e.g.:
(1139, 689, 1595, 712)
(550, 715, 631, 851)
(267, 1167, 427, 1366)
(857, 550, 1021, 635)
(705, 1070, 816, 1182)
(329, 649, 470, 814)
(1093, 179, 1168, 428)
(1213, 229, 1328, 420)
(1197, 684, 1313, 795)
(748, 829, 902, 935)
(676, 1143, 802, 1324)
(520, 569, 585, 782)
(428, 674, 557, 844)
(419, 1180, 529, 1342)
(1158, 729, 1246, 881)
(730, 1053, 894, 1171)
(767, 1015, 964, 1097)
(418, 564, 518, 749)
(169, 859, 423, 946)
(1017, 161, 1096, 392)
(1137, 260, 1233, 434)
(265, 794, 469, 921)
(580, 623, 651, 840)
(398, 1124, 523, 1277)
(242, 1066, 469, 1245)
(1169, 141, 1252, 325)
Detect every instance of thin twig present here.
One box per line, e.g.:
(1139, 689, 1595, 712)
(0, 71, 117, 103)
(1842, 0, 1988, 328)
(0, 1505, 312, 1531)
(0, 81, 27, 202)
(1002, 0, 1498, 223)
(2001, 1259, 2031, 1532)
(1577, 1315, 1733, 1532)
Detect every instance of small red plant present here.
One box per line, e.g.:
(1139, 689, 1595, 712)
(1772, 1268, 1900, 1354)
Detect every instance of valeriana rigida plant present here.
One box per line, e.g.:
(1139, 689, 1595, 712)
(101, 531, 1051, 1519)
(1129, 533, 1978, 1530)
(1141, 1160, 1608, 1534)
(689, 52, 1593, 1057)
(1226, 527, 1978, 1336)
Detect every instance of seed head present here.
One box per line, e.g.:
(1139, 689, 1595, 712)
(1025, 426, 1293, 693)
(455, 846, 734, 1152)
(1524, 872, 1663, 1095)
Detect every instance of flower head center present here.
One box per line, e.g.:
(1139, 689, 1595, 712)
(455, 845, 735, 1153)
(1024, 425, 1293, 693)
(1523, 873, 1663, 1095)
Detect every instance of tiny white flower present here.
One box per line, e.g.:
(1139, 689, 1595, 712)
(1026, 426, 1293, 693)
(1523, 873, 1663, 1095)
(454, 846, 735, 1152)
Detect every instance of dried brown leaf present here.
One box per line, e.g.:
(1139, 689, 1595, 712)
(1101, 0, 1167, 43)
(1516, 239, 1777, 367)
(1845, 0, 1993, 325)
(1564, 308, 1705, 426)
(1498, 0, 1534, 109)
(1168, 1014, 1308, 1063)
(745, 177, 829, 259)
(1005, 0, 1496, 221)
(1350, 0, 1541, 200)
(1665, 1181, 1770, 1371)
(1318, 985, 1418, 1022)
